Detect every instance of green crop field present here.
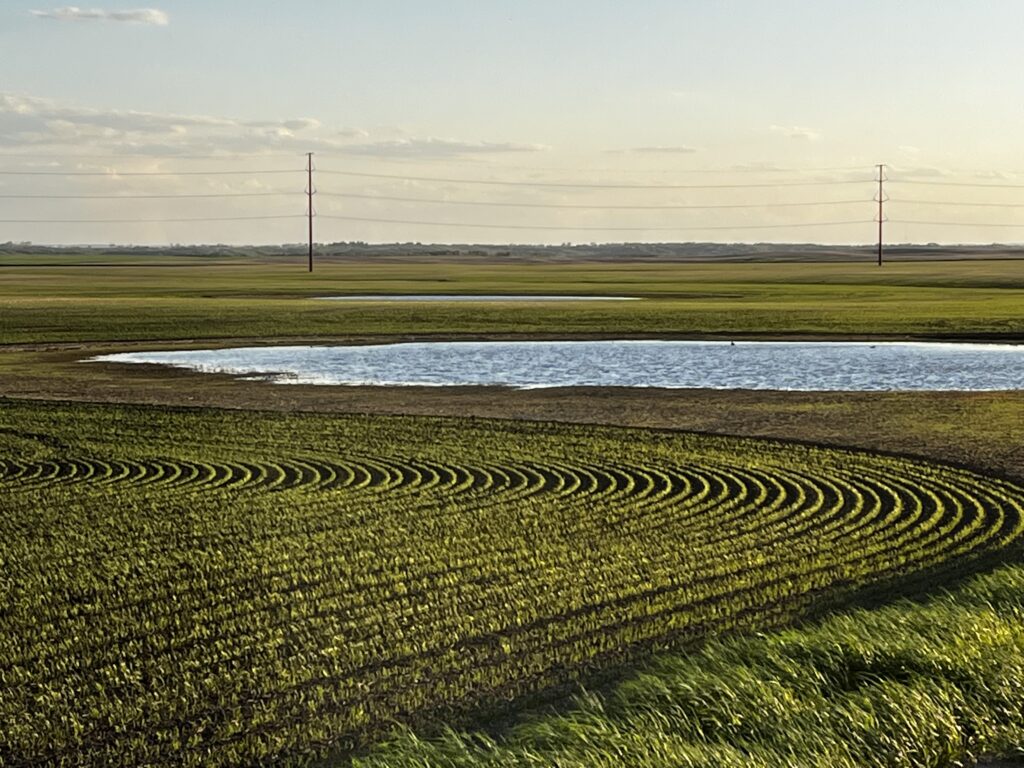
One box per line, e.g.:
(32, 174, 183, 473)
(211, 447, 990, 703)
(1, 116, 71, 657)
(359, 561, 1024, 768)
(1, 400, 1023, 765)
(2, 254, 1024, 766)
(2, 258, 1024, 345)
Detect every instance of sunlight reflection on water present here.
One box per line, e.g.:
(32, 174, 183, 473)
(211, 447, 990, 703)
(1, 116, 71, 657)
(91, 340, 1024, 392)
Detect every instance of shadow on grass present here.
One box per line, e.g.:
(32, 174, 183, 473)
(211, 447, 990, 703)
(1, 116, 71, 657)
(326, 539, 1024, 767)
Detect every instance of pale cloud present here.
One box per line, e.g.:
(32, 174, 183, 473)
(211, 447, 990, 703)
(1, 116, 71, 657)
(730, 162, 790, 172)
(769, 125, 820, 141)
(0, 92, 231, 130)
(971, 169, 1016, 180)
(721, 163, 876, 184)
(338, 138, 549, 159)
(0, 92, 537, 161)
(244, 119, 321, 132)
(888, 165, 950, 178)
(0, 93, 326, 154)
(30, 6, 169, 25)
(611, 145, 700, 155)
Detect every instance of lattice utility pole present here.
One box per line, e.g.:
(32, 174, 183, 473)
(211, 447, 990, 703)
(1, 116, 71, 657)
(306, 152, 315, 272)
(876, 163, 886, 266)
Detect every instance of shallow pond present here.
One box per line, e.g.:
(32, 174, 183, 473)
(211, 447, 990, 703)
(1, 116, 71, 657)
(313, 295, 639, 302)
(91, 340, 1024, 392)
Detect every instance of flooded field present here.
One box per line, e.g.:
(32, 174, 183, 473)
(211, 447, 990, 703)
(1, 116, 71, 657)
(314, 294, 639, 301)
(92, 340, 1024, 391)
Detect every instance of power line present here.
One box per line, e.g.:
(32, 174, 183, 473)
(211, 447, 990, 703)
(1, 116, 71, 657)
(306, 152, 315, 272)
(895, 199, 1024, 208)
(0, 151, 871, 175)
(890, 179, 1024, 189)
(0, 214, 304, 224)
(318, 155, 870, 175)
(893, 166, 1024, 177)
(0, 151, 307, 161)
(316, 214, 872, 232)
(315, 192, 867, 210)
(0, 192, 294, 199)
(315, 169, 874, 190)
(892, 219, 1024, 228)
(0, 156, 896, 244)
(0, 169, 300, 177)
(875, 163, 886, 266)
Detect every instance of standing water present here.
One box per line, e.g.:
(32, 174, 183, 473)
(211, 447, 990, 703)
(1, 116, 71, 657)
(90, 340, 1024, 391)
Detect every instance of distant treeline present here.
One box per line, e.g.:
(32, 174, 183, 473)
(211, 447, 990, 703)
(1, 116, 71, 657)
(3, 241, 1024, 262)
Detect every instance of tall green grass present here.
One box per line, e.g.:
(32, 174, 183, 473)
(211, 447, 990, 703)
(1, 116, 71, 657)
(356, 560, 1024, 767)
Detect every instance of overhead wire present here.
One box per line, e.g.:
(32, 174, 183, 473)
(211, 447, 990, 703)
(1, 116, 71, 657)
(0, 214, 304, 224)
(896, 198, 1024, 208)
(0, 151, 308, 161)
(0, 162, 305, 223)
(314, 192, 867, 210)
(25, 158, 1024, 236)
(0, 192, 295, 199)
(889, 178, 1024, 189)
(891, 219, 1024, 228)
(315, 154, 871, 175)
(888, 178, 1024, 227)
(315, 214, 873, 232)
(314, 168, 874, 189)
(0, 149, 869, 174)
(0, 168, 301, 177)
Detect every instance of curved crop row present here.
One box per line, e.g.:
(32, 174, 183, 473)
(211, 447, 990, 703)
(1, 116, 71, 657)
(0, 401, 1021, 767)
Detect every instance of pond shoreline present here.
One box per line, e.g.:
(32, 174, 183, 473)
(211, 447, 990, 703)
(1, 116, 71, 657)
(314, 294, 641, 301)
(5, 328, 1024, 354)
(89, 338, 1024, 392)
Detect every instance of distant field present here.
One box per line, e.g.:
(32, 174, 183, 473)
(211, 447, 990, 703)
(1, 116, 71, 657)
(1, 257, 1024, 344)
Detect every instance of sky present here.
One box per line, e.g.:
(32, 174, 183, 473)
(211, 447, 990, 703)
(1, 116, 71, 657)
(2, 1, 1024, 246)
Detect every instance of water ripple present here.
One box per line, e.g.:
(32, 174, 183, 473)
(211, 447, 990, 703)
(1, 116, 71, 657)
(91, 340, 1024, 391)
